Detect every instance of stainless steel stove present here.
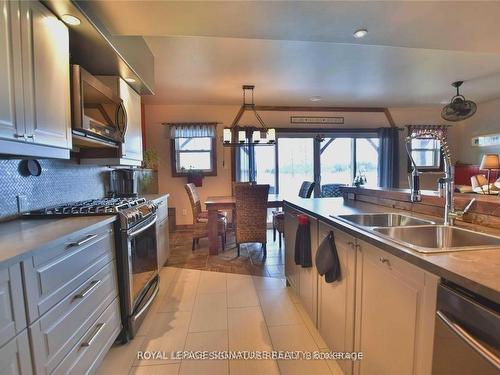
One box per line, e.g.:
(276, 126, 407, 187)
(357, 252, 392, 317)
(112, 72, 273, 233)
(25, 197, 160, 342)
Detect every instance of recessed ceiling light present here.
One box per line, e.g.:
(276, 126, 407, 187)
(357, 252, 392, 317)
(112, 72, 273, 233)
(310, 96, 322, 102)
(353, 28, 368, 39)
(61, 14, 81, 26)
(125, 77, 136, 83)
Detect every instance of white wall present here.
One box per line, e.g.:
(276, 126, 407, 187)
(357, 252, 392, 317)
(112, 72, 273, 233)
(454, 97, 500, 165)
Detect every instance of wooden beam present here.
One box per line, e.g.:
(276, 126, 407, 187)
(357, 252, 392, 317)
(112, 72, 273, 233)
(384, 108, 396, 127)
(254, 105, 388, 113)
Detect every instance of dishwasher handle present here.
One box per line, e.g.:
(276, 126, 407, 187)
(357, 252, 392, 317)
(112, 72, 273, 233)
(437, 310, 500, 370)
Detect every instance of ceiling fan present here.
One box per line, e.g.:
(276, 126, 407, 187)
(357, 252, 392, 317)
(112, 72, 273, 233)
(441, 81, 477, 122)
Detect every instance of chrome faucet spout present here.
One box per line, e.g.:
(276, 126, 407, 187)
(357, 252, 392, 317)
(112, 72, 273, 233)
(405, 129, 457, 225)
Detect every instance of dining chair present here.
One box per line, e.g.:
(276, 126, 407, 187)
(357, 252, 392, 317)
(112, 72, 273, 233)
(185, 183, 227, 251)
(234, 183, 270, 259)
(272, 181, 316, 248)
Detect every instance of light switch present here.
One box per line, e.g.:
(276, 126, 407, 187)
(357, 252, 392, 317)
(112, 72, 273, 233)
(17, 194, 28, 213)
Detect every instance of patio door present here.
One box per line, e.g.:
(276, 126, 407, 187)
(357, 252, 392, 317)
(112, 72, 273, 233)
(277, 137, 316, 198)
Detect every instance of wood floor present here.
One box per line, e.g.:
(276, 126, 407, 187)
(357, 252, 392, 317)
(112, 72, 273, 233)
(96, 267, 343, 375)
(167, 228, 285, 278)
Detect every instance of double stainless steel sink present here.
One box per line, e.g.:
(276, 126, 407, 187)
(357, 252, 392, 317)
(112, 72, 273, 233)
(336, 213, 500, 253)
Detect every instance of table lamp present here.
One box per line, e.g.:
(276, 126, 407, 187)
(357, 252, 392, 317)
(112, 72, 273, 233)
(479, 154, 500, 194)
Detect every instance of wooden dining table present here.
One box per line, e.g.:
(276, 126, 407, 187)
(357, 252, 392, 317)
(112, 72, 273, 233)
(204, 194, 283, 255)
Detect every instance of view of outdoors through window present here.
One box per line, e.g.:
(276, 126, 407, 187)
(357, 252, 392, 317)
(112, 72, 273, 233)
(176, 137, 213, 172)
(237, 134, 380, 198)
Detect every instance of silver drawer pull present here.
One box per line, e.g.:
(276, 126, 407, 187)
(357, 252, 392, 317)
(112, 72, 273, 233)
(68, 234, 98, 247)
(81, 323, 105, 348)
(74, 279, 101, 299)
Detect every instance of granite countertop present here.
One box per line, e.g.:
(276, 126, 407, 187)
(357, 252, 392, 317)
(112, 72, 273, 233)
(284, 197, 500, 304)
(0, 215, 116, 266)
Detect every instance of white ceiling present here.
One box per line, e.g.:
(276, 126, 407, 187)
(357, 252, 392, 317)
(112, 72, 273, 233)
(87, 1, 500, 106)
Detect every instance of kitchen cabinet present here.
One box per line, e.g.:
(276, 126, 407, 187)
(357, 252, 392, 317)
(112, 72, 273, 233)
(0, 0, 71, 158)
(0, 0, 24, 143)
(0, 331, 33, 375)
(317, 223, 356, 375)
(83, 75, 143, 166)
(353, 240, 438, 375)
(284, 206, 318, 324)
(284, 207, 300, 295)
(155, 195, 170, 269)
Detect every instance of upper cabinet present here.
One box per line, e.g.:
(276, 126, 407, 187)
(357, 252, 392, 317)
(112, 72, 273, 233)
(0, 0, 71, 159)
(0, 1, 24, 143)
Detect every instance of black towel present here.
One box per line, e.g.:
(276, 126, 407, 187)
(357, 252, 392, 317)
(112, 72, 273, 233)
(315, 231, 341, 283)
(294, 215, 312, 268)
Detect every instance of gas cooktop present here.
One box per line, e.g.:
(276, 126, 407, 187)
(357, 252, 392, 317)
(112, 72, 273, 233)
(25, 197, 147, 216)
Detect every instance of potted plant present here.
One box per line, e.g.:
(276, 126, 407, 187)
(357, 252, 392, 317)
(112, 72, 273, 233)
(187, 169, 203, 187)
(353, 173, 367, 188)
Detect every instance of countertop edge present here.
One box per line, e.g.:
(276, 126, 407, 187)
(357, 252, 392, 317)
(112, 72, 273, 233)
(283, 199, 500, 304)
(0, 215, 117, 267)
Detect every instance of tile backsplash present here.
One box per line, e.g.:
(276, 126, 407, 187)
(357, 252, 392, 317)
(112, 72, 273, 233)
(0, 159, 110, 219)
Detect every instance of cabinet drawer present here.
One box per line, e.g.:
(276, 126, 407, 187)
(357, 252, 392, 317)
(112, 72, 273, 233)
(0, 263, 26, 348)
(30, 260, 118, 375)
(52, 298, 121, 375)
(23, 224, 115, 322)
(0, 330, 33, 375)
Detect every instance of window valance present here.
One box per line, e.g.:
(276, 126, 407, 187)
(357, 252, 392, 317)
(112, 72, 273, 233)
(407, 124, 450, 139)
(165, 122, 218, 138)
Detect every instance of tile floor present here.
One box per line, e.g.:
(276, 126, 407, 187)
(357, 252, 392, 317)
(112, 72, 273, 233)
(167, 229, 285, 278)
(96, 267, 344, 375)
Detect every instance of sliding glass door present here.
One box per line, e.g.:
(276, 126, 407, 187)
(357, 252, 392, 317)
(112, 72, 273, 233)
(236, 131, 380, 198)
(277, 137, 315, 198)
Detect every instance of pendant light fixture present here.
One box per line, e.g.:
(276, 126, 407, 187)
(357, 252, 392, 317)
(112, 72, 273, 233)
(223, 85, 276, 147)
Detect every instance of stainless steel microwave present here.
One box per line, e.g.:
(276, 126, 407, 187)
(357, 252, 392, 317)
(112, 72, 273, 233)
(70, 64, 127, 144)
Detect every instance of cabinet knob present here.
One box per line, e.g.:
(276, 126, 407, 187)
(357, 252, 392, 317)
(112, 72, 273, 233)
(379, 257, 390, 265)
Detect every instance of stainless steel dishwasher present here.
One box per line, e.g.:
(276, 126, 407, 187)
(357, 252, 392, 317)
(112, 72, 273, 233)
(432, 281, 500, 374)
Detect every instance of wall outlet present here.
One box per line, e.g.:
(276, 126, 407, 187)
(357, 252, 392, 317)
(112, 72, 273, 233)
(16, 194, 28, 213)
(182, 208, 187, 216)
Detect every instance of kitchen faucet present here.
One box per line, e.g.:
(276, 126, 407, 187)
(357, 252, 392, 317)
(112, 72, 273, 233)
(405, 130, 476, 225)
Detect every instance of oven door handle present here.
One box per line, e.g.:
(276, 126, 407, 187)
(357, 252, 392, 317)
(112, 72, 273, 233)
(128, 217, 157, 238)
(437, 310, 500, 370)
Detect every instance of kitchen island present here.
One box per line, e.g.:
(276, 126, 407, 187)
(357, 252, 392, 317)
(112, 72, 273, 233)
(283, 196, 500, 375)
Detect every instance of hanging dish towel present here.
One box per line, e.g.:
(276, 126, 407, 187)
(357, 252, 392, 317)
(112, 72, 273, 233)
(294, 215, 312, 267)
(315, 230, 342, 283)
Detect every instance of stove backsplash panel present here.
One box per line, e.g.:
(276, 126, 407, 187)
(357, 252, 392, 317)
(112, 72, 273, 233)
(0, 159, 110, 219)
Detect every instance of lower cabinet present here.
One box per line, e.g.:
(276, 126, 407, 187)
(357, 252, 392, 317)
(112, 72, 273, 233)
(353, 240, 438, 375)
(284, 206, 318, 324)
(317, 223, 357, 375)
(0, 331, 33, 375)
(0, 220, 121, 375)
(283, 204, 439, 375)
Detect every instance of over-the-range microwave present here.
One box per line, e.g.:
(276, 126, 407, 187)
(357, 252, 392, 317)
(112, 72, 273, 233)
(71, 64, 127, 145)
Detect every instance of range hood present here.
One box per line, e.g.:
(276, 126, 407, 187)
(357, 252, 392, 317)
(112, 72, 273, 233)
(42, 0, 154, 95)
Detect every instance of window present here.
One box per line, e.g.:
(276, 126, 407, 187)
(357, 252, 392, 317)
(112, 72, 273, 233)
(169, 123, 217, 176)
(406, 125, 448, 172)
(409, 138, 441, 170)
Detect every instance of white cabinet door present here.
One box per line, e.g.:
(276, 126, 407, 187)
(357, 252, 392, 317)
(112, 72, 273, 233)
(317, 223, 356, 375)
(120, 78, 143, 161)
(0, 0, 25, 141)
(354, 240, 438, 375)
(0, 331, 32, 375)
(20, 0, 71, 149)
(283, 207, 300, 294)
(298, 212, 318, 325)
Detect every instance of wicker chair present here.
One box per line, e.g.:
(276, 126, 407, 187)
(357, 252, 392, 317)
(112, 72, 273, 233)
(272, 181, 315, 248)
(185, 183, 227, 251)
(234, 184, 270, 258)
